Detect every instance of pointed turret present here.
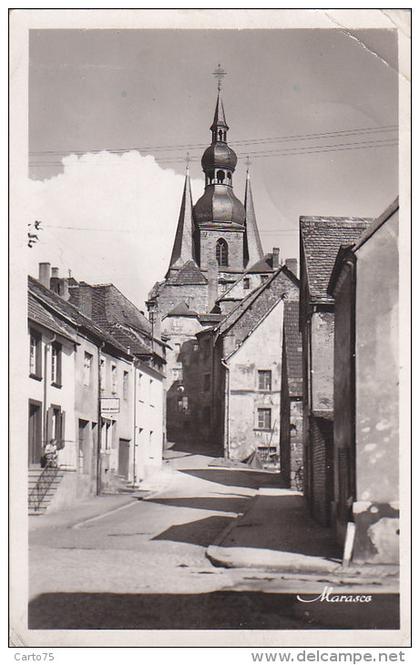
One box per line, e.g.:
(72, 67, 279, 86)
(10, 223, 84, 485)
(210, 90, 228, 142)
(168, 166, 196, 272)
(244, 168, 264, 267)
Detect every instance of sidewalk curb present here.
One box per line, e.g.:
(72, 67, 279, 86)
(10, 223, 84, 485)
(206, 544, 342, 574)
(206, 490, 400, 584)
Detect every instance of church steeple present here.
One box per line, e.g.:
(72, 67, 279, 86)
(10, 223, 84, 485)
(193, 67, 246, 230)
(210, 90, 229, 144)
(244, 162, 264, 267)
(167, 161, 196, 273)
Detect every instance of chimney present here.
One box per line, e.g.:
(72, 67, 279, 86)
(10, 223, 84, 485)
(207, 258, 219, 312)
(78, 284, 92, 319)
(38, 262, 51, 288)
(146, 299, 161, 341)
(285, 258, 298, 277)
(50, 267, 60, 294)
(59, 278, 70, 301)
(272, 247, 280, 270)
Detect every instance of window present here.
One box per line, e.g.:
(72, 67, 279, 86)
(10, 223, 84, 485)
(258, 370, 272, 391)
(51, 342, 62, 387)
(83, 352, 93, 386)
(216, 238, 228, 266)
(138, 372, 143, 401)
(29, 329, 42, 379)
(203, 373, 211, 391)
(100, 357, 106, 393)
(177, 395, 189, 413)
(243, 277, 250, 290)
(123, 370, 129, 400)
(216, 169, 225, 183)
(260, 274, 269, 284)
(257, 408, 271, 430)
(172, 367, 183, 382)
(111, 364, 117, 395)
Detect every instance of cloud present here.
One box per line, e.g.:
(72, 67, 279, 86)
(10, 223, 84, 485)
(25, 151, 203, 309)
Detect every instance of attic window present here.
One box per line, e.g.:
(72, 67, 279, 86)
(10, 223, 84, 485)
(216, 238, 228, 267)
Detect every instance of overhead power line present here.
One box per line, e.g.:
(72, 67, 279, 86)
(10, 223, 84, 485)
(29, 136, 398, 169)
(28, 124, 398, 157)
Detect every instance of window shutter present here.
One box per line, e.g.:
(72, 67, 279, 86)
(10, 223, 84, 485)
(57, 344, 62, 386)
(46, 407, 53, 444)
(58, 410, 66, 449)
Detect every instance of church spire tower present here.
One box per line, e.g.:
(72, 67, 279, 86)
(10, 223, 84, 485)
(167, 155, 196, 275)
(244, 159, 264, 267)
(193, 66, 246, 278)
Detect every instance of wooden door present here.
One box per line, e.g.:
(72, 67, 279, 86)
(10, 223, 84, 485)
(118, 439, 130, 479)
(28, 400, 42, 467)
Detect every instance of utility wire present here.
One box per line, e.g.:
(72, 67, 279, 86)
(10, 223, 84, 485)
(29, 137, 398, 168)
(29, 124, 398, 157)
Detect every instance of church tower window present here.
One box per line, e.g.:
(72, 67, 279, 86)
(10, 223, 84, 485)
(216, 238, 228, 266)
(216, 170, 225, 184)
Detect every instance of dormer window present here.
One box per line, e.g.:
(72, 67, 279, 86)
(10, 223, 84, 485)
(216, 238, 228, 267)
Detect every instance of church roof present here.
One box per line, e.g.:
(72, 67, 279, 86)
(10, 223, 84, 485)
(244, 173, 264, 267)
(210, 90, 228, 130)
(165, 302, 199, 318)
(166, 260, 208, 286)
(168, 171, 196, 270)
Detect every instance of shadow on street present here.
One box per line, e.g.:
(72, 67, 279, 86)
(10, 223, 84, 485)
(28, 591, 400, 630)
(152, 514, 235, 547)
(180, 467, 285, 490)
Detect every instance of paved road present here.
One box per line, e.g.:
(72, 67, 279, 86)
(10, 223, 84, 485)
(29, 452, 399, 632)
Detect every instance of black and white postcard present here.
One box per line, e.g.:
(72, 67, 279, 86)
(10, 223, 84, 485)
(9, 8, 411, 652)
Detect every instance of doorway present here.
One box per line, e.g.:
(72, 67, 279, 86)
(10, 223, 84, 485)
(118, 439, 130, 479)
(28, 400, 42, 467)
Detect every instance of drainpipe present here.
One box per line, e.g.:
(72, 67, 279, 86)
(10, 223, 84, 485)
(96, 341, 105, 495)
(43, 333, 57, 448)
(221, 358, 230, 459)
(132, 358, 137, 487)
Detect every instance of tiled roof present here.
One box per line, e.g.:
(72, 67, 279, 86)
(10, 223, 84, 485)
(166, 260, 207, 286)
(91, 284, 152, 334)
(300, 216, 371, 303)
(28, 276, 129, 355)
(69, 281, 165, 360)
(247, 253, 275, 274)
(217, 267, 299, 353)
(283, 301, 302, 397)
(28, 293, 78, 342)
(105, 323, 151, 356)
(165, 302, 199, 318)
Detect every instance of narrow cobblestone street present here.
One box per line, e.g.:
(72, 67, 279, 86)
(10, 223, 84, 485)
(28, 451, 399, 632)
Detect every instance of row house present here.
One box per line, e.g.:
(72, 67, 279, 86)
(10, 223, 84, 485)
(28, 264, 165, 513)
(327, 199, 399, 564)
(190, 264, 302, 476)
(299, 216, 371, 526)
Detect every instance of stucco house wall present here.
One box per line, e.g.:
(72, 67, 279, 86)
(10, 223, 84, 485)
(353, 209, 399, 564)
(225, 299, 283, 461)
